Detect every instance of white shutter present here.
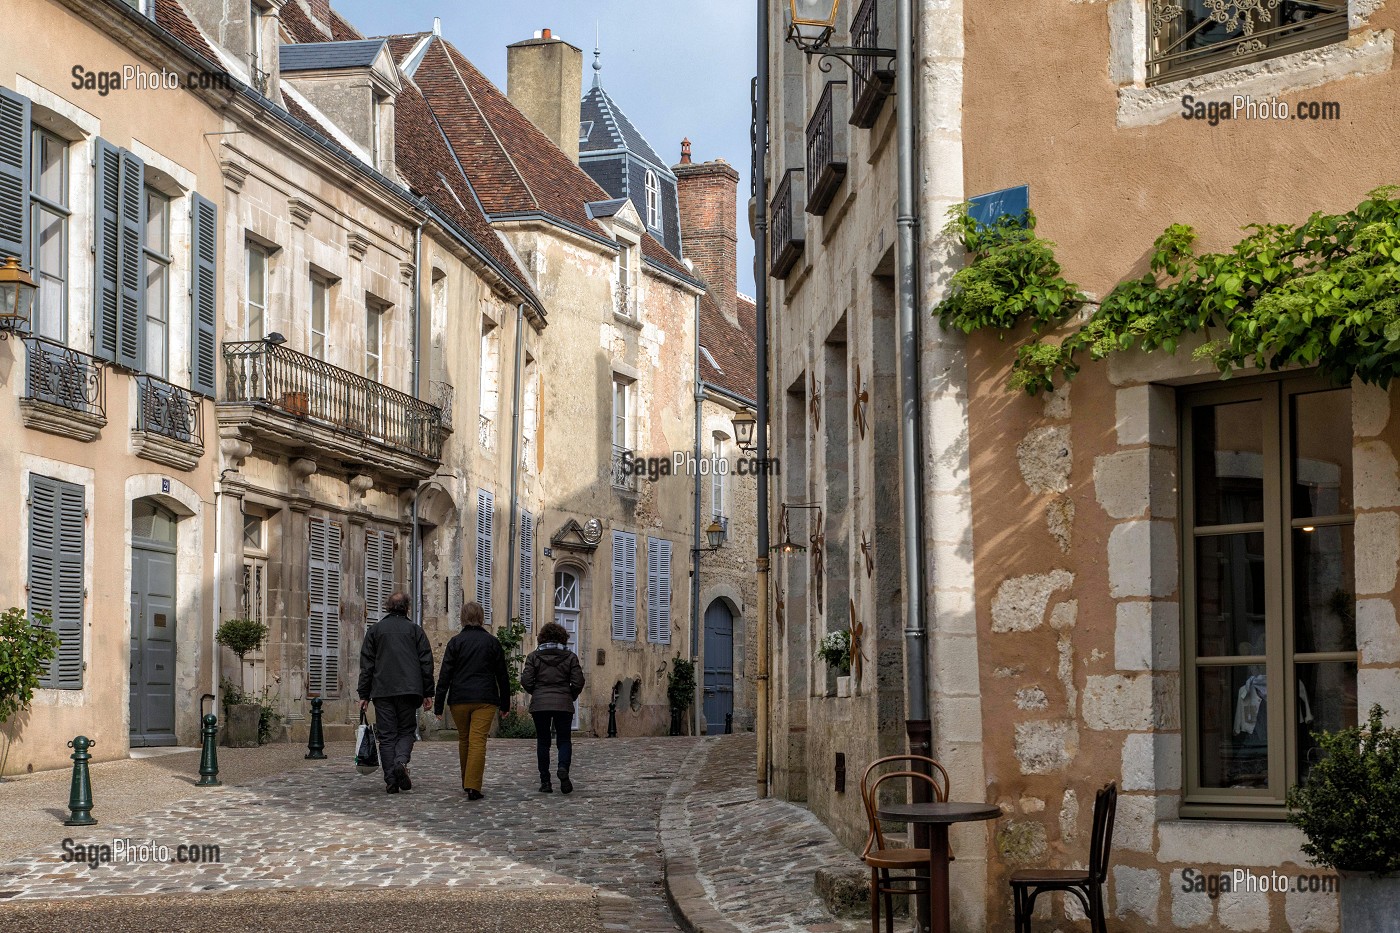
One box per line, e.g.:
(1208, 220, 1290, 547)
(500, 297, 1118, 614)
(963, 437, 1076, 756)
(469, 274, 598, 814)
(612, 530, 637, 641)
(475, 489, 494, 621)
(363, 528, 394, 625)
(308, 517, 342, 696)
(519, 511, 534, 629)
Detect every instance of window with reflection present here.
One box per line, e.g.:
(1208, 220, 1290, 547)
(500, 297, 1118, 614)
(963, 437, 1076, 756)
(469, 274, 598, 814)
(1182, 376, 1356, 817)
(1148, 1, 1348, 85)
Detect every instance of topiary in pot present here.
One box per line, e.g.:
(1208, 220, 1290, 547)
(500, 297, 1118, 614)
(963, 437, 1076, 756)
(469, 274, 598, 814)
(216, 619, 269, 748)
(1287, 704, 1400, 931)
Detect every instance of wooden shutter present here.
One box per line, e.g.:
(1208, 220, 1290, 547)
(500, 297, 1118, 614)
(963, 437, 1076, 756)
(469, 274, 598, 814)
(612, 530, 636, 641)
(189, 192, 218, 396)
(519, 511, 534, 629)
(475, 489, 493, 621)
(308, 517, 342, 696)
(647, 537, 672, 645)
(94, 140, 144, 368)
(28, 474, 84, 689)
(647, 537, 660, 643)
(0, 88, 29, 265)
(363, 528, 394, 625)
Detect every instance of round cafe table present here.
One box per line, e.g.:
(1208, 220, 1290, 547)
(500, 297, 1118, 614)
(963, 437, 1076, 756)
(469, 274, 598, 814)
(875, 801, 1002, 933)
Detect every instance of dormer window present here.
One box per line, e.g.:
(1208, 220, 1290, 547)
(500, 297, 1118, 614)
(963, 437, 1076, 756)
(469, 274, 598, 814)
(371, 91, 386, 171)
(645, 170, 661, 229)
(249, 1, 267, 89)
(616, 240, 635, 318)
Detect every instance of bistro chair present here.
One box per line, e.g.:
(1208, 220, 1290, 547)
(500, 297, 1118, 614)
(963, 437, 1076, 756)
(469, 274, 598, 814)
(859, 754, 951, 933)
(1009, 781, 1117, 933)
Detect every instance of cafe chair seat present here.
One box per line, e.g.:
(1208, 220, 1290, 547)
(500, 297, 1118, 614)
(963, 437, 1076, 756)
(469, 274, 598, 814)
(859, 755, 952, 933)
(1010, 868, 1091, 884)
(864, 846, 931, 870)
(1009, 782, 1116, 933)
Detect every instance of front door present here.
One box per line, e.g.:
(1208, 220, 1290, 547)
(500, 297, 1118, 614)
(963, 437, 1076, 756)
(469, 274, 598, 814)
(703, 600, 734, 733)
(554, 570, 581, 730)
(130, 501, 178, 747)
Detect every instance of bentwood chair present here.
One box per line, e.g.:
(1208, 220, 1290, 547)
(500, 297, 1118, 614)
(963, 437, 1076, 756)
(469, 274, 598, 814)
(1009, 781, 1117, 933)
(859, 755, 952, 933)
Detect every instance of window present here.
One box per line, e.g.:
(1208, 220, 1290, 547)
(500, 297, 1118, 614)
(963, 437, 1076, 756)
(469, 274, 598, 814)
(479, 319, 500, 448)
(612, 530, 637, 640)
(245, 243, 267, 341)
(249, 1, 265, 77)
(307, 516, 343, 696)
(1181, 376, 1357, 817)
(310, 275, 329, 360)
(646, 536, 672, 644)
(612, 376, 631, 450)
(554, 569, 580, 641)
(712, 435, 727, 520)
(242, 513, 264, 551)
(364, 528, 395, 625)
(644, 170, 661, 229)
(30, 127, 68, 344)
(241, 513, 267, 633)
(365, 300, 383, 382)
(521, 359, 539, 472)
(475, 489, 494, 622)
(1148, 1, 1348, 85)
(370, 91, 385, 169)
(28, 474, 85, 689)
(616, 242, 634, 317)
(143, 189, 170, 379)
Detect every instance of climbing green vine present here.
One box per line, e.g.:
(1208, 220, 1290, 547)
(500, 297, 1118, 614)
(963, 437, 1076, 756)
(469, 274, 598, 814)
(935, 187, 1400, 395)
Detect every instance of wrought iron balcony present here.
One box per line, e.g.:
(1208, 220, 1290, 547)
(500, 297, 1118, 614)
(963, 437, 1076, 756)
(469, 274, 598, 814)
(20, 336, 106, 441)
(136, 375, 203, 446)
(1147, 1, 1347, 86)
(616, 281, 635, 319)
(479, 413, 495, 449)
(806, 81, 849, 216)
(769, 168, 807, 280)
(850, 0, 895, 128)
(431, 380, 454, 430)
(611, 443, 635, 491)
(220, 341, 444, 469)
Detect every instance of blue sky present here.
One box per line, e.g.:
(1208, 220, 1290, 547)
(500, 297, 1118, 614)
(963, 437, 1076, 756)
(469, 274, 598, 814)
(335, 0, 759, 294)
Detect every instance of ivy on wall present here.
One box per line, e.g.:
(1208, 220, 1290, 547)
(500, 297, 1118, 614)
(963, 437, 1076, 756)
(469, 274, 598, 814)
(935, 187, 1400, 395)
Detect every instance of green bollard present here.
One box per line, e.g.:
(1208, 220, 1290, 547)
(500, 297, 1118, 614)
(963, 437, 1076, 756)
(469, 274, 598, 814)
(197, 713, 222, 787)
(305, 697, 327, 760)
(63, 736, 97, 826)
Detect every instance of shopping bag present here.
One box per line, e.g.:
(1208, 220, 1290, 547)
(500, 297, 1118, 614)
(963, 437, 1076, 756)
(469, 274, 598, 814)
(355, 708, 379, 775)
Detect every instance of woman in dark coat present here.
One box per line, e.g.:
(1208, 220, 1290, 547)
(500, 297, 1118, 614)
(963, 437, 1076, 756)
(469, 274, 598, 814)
(433, 601, 509, 799)
(520, 621, 585, 793)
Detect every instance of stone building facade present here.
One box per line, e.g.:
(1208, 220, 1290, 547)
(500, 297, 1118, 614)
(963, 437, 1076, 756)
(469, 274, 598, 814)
(763, 0, 1400, 930)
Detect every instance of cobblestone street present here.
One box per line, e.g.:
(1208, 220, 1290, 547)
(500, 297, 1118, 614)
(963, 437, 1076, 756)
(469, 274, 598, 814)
(0, 735, 872, 933)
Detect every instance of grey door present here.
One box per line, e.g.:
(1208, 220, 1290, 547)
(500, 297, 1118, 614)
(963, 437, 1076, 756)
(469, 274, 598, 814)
(130, 503, 177, 747)
(702, 600, 734, 733)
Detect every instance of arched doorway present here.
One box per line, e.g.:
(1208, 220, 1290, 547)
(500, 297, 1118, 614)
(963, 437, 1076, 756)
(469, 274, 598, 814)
(130, 498, 178, 747)
(554, 568, 582, 729)
(703, 599, 735, 733)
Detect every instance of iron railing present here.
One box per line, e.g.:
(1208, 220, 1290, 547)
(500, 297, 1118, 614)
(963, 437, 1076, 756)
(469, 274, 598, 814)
(431, 380, 454, 428)
(850, 0, 895, 128)
(616, 281, 635, 318)
(23, 336, 105, 421)
(479, 413, 495, 449)
(1147, 1, 1347, 85)
(769, 168, 806, 279)
(806, 81, 848, 215)
(221, 341, 443, 460)
(611, 443, 634, 490)
(136, 374, 203, 447)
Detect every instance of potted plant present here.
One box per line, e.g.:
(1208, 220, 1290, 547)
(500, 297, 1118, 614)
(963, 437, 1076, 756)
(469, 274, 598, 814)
(0, 607, 59, 778)
(1287, 704, 1400, 931)
(667, 656, 696, 736)
(216, 617, 269, 748)
(818, 629, 852, 697)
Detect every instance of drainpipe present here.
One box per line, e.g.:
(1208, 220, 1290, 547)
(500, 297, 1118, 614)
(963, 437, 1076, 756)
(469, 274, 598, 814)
(211, 470, 225, 710)
(895, 0, 931, 760)
(504, 302, 526, 628)
(754, 0, 772, 799)
(691, 294, 704, 738)
(411, 220, 424, 625)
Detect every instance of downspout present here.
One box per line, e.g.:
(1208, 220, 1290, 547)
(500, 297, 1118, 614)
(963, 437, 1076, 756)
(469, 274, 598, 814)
(504, 302, 526, 627)
(754, 0, 772, 800)
(691, 294, 704, 737)
(211, 471, 224, 709)
(411, 220, 424, 625)
(895, 0, 931, 758)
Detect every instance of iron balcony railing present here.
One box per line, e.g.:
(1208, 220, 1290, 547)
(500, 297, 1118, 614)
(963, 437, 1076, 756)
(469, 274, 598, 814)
(23, 335, 105, 421)
(479, 414, 495, 449)
(850, 0, 895, 128)
(222, 341, 444, 460)
(769, 168, 806, 280)
(136, 374, 203, 447)
(1147, 2, 1347, 85)
(616, 281, 635, 318)
(806, 81, 849, 216)
(611, 443, 634, 490)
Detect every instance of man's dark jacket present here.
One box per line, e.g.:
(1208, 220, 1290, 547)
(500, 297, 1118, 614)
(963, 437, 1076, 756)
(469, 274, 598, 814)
(520, 644, 585, 714)
(433, 626, 511, 716)
(358, 612, 434, 700)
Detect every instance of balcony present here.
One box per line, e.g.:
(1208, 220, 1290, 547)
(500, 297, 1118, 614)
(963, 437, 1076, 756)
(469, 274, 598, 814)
(610, 443, 635, 492)
(806, 81, 849, 216)
(769, 168, 806, 280)
(615, 281, 636, 320)
(479, 413, 495, 450)
(19, 336, 107, 442)
(219, 341, 444, 483)
(131, 374, 205, 471)
(850, 0, 894, 128)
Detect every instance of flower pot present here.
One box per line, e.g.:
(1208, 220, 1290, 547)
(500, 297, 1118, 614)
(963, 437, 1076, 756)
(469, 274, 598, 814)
(1341, 871, 1400, 932)
(280, 391, 309, 416)
(836, 675, 852, 698)
(223, 702, 261, 748)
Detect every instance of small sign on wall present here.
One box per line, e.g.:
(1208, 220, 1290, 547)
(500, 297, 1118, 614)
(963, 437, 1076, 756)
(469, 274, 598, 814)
(161, 478, 170, 494)
(968, 184, 1030, 229)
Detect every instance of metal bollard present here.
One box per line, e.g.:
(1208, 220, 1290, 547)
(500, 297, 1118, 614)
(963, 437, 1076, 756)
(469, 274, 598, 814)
(197, 712, 222, 787)
(305, 696, 327, 760)
(725, 713, 733, 735)
(63, 736, 97, 826)
(607, 701, 618, 738)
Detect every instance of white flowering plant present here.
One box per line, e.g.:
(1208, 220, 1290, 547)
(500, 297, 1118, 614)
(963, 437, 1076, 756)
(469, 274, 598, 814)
(817, 629, 852, 676)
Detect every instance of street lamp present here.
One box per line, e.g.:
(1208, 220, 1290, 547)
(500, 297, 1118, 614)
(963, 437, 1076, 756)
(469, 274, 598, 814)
(0, 255, 37, 339)
(705, 518, 726, 551)
(786, 0, 841, 50)
(731, 408, 757, 453)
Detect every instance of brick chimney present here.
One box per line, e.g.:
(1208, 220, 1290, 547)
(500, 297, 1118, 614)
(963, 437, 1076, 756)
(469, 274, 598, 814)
(506, 29, 583, 163)
(674, 140, 740, 323)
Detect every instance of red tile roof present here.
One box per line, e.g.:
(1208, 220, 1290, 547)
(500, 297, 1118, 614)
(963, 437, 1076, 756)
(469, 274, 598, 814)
(700, 293, 757, 403)
(154, 0, 218, 60)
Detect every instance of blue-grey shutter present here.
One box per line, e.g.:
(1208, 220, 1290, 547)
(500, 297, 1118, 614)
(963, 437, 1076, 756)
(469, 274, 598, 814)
(612, 532, 627, 640)
(28, 474, 85, 690)
(93, 140, 143, 369)
(189, 192, 218, 396)
(519, 511, 533, 629)
(475, 489, 494, 622)
(308, 516, 342, 696)
(647, 537, 672, 645)
(0, 88, 29, 265)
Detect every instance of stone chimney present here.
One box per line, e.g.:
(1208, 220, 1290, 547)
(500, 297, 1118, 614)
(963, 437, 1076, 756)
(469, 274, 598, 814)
(506, 29, 583, 164)
(675, 140, 740, 323)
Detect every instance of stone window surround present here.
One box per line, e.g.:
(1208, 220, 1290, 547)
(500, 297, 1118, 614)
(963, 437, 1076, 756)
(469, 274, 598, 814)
(1100, 338, 1398, 890)
(1109, 0, 1393, 128)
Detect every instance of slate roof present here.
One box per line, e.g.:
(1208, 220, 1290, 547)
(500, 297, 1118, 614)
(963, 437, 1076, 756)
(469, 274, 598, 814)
(587, 198, 629, 219)
(280, 39, 387, 72)
(699, 293, 757, 404)
(580, 84, 669, 173)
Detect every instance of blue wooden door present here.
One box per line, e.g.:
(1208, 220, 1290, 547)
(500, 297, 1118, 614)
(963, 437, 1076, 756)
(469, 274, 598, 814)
(702, 600, 734, 732)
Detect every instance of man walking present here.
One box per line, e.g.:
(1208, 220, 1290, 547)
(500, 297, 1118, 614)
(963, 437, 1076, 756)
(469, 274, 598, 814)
(358, 592, 434, 794)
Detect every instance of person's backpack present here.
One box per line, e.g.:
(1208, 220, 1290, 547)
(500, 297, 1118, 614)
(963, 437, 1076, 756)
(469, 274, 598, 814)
(355, 708, 379, 774)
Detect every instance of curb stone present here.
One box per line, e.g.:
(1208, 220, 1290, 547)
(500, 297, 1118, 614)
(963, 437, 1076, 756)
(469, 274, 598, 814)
(661, 740, 745, 933)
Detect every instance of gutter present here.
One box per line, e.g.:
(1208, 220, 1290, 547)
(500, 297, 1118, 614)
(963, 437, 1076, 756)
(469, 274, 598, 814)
(411, 221, 424, 626)
(691, 293, 704, 738)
